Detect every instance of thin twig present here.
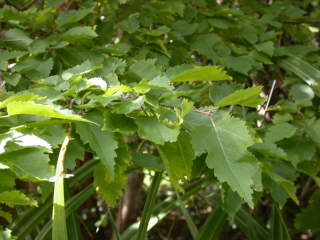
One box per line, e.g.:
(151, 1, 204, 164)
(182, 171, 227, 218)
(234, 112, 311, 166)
(263, 80, 277, 116)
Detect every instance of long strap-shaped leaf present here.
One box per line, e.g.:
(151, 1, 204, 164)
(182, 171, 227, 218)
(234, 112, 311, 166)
(52, 131, 71, 240)
(36, 185, 95, 240)
(12, 159, 99, 239)
(269, 205, 291, 240)
(136, 171, 163, 240)
(197, 205, 227, 240)
(176, 190, 199, 239)
(280, 56, 320, 86)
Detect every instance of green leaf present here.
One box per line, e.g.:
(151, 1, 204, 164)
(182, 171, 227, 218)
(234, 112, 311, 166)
(62, 60, 95, 81)
(0, 93, 45, 109)
(0, 170, 16, 191)
(184, 111, 260, 207)
(197, 205, 227, 240)
(76, 112, 118, 179)
(113, 96, 145, 114)
(62, 26, 98, 40)
(222, 185, 243, 218)
(280, 137, 316, 167)
(120, 15, 140, 33)
(93, 162, 127, 207)
(129, 59, 162, 80)
(0, 190, 37, 207)
(132, 153, 164, 171)
(56, 8, 93, 26)
(250, 143, 287, 160)
(264, 163, 298, 206)
(103, 111, 137, 134)
(0, 148, 54, 180)
(306, 119, 320, 147)
(3, 29, 33, 49)
(264, 123, 297, 143)
(191, 33, 231, 61)
(289, 83, 314, 106)
(220, 55, 257, 75)
(65, 139, 84, 171)
(7, 101, 93, 123)
(269, 205, 291, 240)
(0, 209, 12, 223)
(218, 86, 265, 108)
(280, 56, 320, 86)
(209, 82, 243, 105)
(295, 190, 320, 232)
(171, 66, 231, 82)
(52, 134, 69, 240)
(135, 117, 180, 145)
(158, 131, 194, 190)
(254, 41, 274, 57)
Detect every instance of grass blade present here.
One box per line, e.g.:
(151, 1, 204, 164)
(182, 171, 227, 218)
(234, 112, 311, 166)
(280, 56, 320, 86)
(11, 159, 98, 239)
(36, 184, 95, 240)
(65, 183, 83, 240)
(107, 208, 122, 240)
(197, 205, 227, 240)
(176, 190, 198, 239)
(52, 132, 71, 240)
(136, 171, 163, 240)
(269, 205, 291, 240)
(235, 208, 269, 240)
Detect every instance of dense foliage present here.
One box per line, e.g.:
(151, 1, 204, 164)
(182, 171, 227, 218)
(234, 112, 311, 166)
(0, 0, 320, 239)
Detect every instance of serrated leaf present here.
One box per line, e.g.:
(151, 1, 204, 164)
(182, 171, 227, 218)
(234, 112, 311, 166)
(0, 190, 37, 207)
(306, 119, 320, 147)
(0, 148, 54, 180)
(218, 86, 265, 108)
(280, 137, 316, 167)
(113, 96, 145, 114)
(158, 131, 194, 190)
(222, 185, 243, 218)
(62, 26, 98, 40)
(264, 123, 297, 143)
(94, 162, 127, 207)
(249, 143, 287, 160)
(209, 82, 243, 105)
(129, 59, 162, 80)
(264, 163, 298, 206)
(65, 139, 84, 171)
(191, 33, 231, 61)
(0, 170, 15, 191)
(184, 111, 260, 206)
(7, 101, 93, 123)
(132, 153, 164, 171)
(103, 111, 137, 134)
(120, 15, 140, 33)
(220, 55, 257, 75)
(255, 41, 274, 57)
(0, 93, 45, 109)
(4, 29, 33, 49)
(295, 190, 320, 232)
(76, 112, 118, 179)
(0, 209, 12, 223)
(135, 117, 180, 145)
(62, 60, 95, 81)
(56, 8, 93, 26)
(171, 66, 231, 82)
